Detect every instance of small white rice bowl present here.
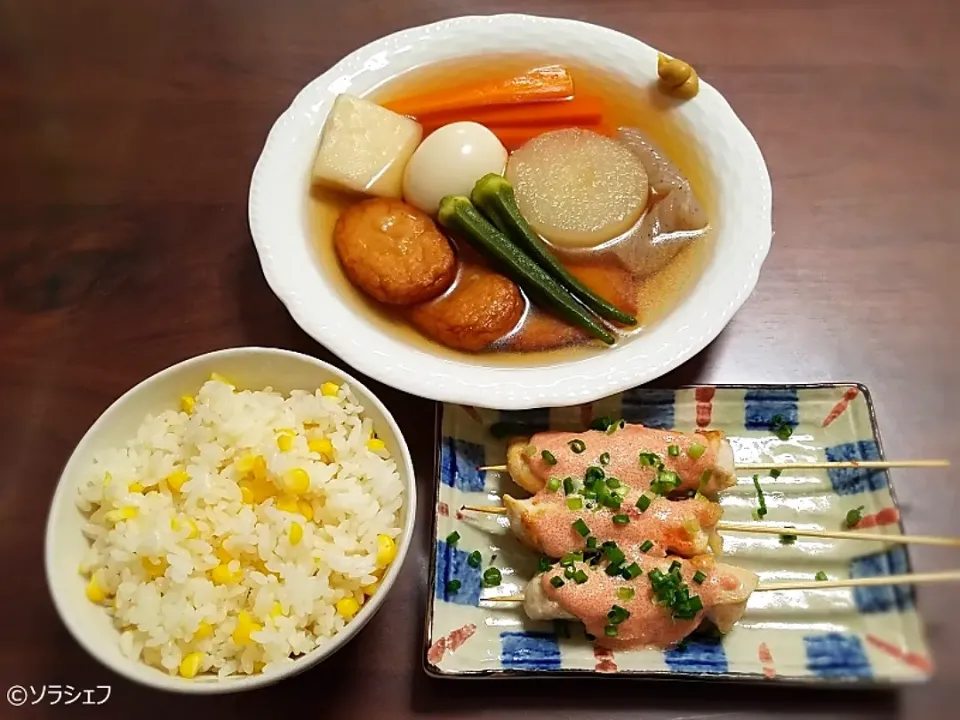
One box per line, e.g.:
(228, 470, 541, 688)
(45, 348, 415, 693)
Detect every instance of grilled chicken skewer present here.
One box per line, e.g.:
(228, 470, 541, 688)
(503, 491, 723, 559)
(504, 425, 736, 497)
(523, 553, 758, 649)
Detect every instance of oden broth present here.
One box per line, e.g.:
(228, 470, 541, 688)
(307, 55, 716, 366)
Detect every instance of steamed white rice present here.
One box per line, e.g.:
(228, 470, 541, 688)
(75, 376, 404, 678)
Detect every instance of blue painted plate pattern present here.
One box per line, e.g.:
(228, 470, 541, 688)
(424, 385, 934, 682)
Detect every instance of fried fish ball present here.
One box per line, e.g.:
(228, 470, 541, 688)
(334, 198, 456, 305)
(409, 263, 524, 352)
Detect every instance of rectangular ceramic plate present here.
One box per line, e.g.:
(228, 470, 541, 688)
(424, 384, 934, 683)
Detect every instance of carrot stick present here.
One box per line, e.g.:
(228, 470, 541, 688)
(418, 95, 604, 132)
(383, 66, 574, 118)
(487, 122, 615, 151)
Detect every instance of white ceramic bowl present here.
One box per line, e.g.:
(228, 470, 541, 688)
(44, 347, 417, 694)
(248, 14, 772, 410)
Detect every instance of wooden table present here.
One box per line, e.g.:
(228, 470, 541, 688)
(2, 0, 958, 717)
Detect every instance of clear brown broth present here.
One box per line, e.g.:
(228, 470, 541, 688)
(306, 55, 716, 366)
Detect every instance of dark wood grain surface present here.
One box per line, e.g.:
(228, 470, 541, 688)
(2, 0, 959, 717)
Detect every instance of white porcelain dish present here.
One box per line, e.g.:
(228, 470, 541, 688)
(248, 14, 773, 410)
(44, 347, 417, 694)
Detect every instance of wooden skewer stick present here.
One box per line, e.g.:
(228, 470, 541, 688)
(481, 570, 960, 603)
(716, 522, 960, 548)
(477, 459, 950, 473)
(459, 506, 960, 547)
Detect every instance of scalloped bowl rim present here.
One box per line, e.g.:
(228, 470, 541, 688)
(248, 14, 773, 410)
(44, 347, 417, 694)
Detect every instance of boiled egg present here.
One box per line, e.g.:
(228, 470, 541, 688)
(402, 122, 508, 215)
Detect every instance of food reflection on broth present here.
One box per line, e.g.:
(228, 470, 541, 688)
(306, 55, 715, 363)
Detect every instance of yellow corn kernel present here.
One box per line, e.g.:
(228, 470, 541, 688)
(297, 500, 314, 522)
(336, 597, 360, 620)
(275, 495, 298, 514)
(211, 563, 240, 585)
(128, 482, 144, 493)
(231, 611, 262, 645)
(376, 534, 397, 567)
(210, 372, 234, 389)
(307, 437, 333, 461)
(180, 395, 195, 414)
(289, 522, 303, 546)
(166, 469, 188, 493)
(235, 453, 256, 475)
(240, 486, 254, 504)
(283, 468, 310, 496)
(320, 382, 339, 397)
(85, 577, 107, 603)
(242, 474, 277, 504)
(252, 455, 267, 482)
(142, 556, 168, 578)
(106, 506, 139, 523)
(194, 621, 214, 640)
(269, 601, 284, 619)
(276, 431, 294, 452)
(179, 651, 203, 679)
(366, 438, 386, 453)
(254, 661, 265, 674)
(215, 544, 233, 565)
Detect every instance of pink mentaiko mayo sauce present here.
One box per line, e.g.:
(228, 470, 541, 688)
(515, 425, 735, 497)
(505, 490, 723, 559)
(541, 555, 752, 650)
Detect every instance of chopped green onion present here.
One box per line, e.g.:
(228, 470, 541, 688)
(603, 544, 626, 566)
(546, 477, 561, 492)
(446, 579, 461, 593)
(568, 439, 586, 454)
(687, 443, 706, 460)
(622, 562, 642, 579)
(599, 491, 622, 510)
(815, 571, 828, 581)
(604, 624, 618, 637)
(667, 444, 680, 457)
(612, 514, 630, 525)
(692, 570, 706, 584)
(698, 469, 713, 491)
(769, 414, 793, 441)
(752, 475, 768, 519)
(639, 539, 654, 553)
(607, 605, 630, 624)
(566, 497, 583, 511)
(770, 469, 782, 479)
(605, 420, 625, 435)
(599, 452, 610, 466)
(583, 490, 598, 502)
(589, 416, 615, 431)
(537, 557, 553, 573)
(482, 567, 502, 587)
(638, 452, 661, 468)
(651, 469, 682, 495)
(616, 587, 636, 601)
(605, 562, 625, 577)
(845, 505, 865, 529)
(605, 476, 621, 489)
(564, 567, 575, 579)
(573, 569, 589, 584)
(467, 550, 482, 568)
(586, 536, 598, 550)
(669, 560, 682, 574)
(687, 595, 704, 613)
(635, 494, 652, 512)
(541, 450, 557, 465)
(779, 526, 798, 544)
(550, 575, 565, 588)
(584, 466, 605, 486)
(445, 531, 460, 545)
(560, 552, 583, 567)
(572, 519, 591, 537)
(563, 477, 575, 495)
